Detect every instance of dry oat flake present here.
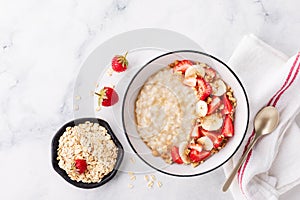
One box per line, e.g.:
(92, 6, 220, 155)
(57, 121, 118, 183)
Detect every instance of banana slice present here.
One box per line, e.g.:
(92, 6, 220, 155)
(190, 125, 199, 138)
(211, 79, 226, 96)
(201, 113, 223, 131)
(196, 100, 208, 117)
(179, 141, 190, 164)
(185, 64, 205, 78)
(183, 76, 197, 87)
(197, 136, 213, 151)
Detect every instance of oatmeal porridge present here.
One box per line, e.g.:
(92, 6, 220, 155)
(135, 60, 236, 166)
(135, 68, 198, 163)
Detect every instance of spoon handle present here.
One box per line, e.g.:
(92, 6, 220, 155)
(222, 134, 261, 192)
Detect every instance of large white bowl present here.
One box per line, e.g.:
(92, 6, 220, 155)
(122, 50, 249, 176)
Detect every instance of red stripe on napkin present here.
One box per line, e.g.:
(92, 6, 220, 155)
(237, 52, 300, 185)
(273, 61, 300, 106)
(267, 53, 300, 105)
(238, 52, 300, 195)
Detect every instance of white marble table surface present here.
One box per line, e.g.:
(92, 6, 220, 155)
(1, 0, 300, 199)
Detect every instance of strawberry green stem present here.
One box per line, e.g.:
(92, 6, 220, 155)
(124, 51, 128, 58)
(95, 92, 101, 96)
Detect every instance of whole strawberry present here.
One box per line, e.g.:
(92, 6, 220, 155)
(95, 87, 119, 107)
(75, 159, 87, 174)
(111, 52, 128, 72)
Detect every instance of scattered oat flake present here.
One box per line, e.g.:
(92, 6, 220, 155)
(147, 180, 154, 188)
(106, 68, 113, 76)
(157, 181, 162, 188)
(74, 105, 79, 111)
(130, 175, 136, 181)
(128, 171, 134, 176)
(150, 174, 156, 181)
(128, 184, 134, 189)
(130, 157, 136, 164)
(90, 91, 94, 96)
(108, 84, 115, 88)
(95, 82, 99, 88)
(75, 95, 81, 100)
(144, 175, 149, 182)
(96, 106, 101, 112)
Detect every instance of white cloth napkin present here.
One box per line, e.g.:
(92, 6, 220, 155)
(223, 34, 300, 200)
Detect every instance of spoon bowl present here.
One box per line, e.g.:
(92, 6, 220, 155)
(254, 106, 280, 136)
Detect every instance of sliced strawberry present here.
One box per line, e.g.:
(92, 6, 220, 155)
(171, 146, 183, 164)
(189, 149, 211, 163)
(178, 142, 190, 164)
(200, 129, 223, 148)
(173, 60, 193, 73)
(197, 77, 212, 100)
(183, 76, 197, 87)
(222, 94, 233, 115)
(214, 137, 224, 148)
(188, 143, 203, 152)
(205, 67, 216, 79)
(190, 125, 201, 138)
(207, 96, 222, 115)
(222, 115, 234, 137)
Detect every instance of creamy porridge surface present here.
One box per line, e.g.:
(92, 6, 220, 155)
(135, 68, 197, 163)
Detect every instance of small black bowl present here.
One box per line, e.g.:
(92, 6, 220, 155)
(51, 118, 124, 189)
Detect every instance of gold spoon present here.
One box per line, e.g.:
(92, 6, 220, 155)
(222, 106, 279, 192)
